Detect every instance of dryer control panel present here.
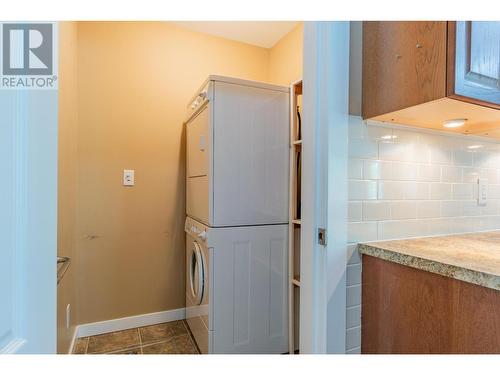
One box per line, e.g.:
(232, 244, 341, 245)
(185, 82, 212, 124)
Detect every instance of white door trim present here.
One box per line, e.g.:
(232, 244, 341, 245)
(0, 83, 58, 354)
(300, 21, 350, 354)
(0, 23, 59, 354)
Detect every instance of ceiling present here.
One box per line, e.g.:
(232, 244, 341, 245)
(171, 21, 299, 48)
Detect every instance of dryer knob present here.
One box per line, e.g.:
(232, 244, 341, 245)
(197, 231, 206, 241)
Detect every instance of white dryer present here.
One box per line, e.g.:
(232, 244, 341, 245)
(185, 217, 288, 354)
(185, 75, 290, 227)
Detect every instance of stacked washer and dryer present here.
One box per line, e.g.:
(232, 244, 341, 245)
(184, 75, 290, 354)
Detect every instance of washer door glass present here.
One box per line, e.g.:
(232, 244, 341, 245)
(189, 241, 205, 305)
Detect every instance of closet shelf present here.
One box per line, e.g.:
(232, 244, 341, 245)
(288, 78, 303, 355)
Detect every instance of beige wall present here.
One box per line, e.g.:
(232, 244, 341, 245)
(57, 22, 79, 353)
(268, 23, 303, 85)
(57, 22, 303, 330)
(75, 22, 271, 324)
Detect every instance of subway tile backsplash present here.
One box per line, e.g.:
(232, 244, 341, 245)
(345, 116, 500, 353)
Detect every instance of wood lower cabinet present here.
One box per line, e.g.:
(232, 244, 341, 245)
(361, 255, 500, 354)
(362, 21, 500, 139)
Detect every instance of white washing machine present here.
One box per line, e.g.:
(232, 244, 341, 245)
(185, 217, 289, 354)
(185, 218, 210, 354)
(185, 75, 290, 227)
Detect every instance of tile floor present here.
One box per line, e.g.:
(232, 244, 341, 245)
(73, 319, 200, 354)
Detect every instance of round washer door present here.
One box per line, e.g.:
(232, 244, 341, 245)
(189, 241, 205, 305)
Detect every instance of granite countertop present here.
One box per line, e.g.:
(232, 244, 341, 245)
(358, 231, 500, 291)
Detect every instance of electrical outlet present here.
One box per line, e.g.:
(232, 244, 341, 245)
(123, 169, 134, 186)
(66, 304, 71, 329)
(478, 178, 488, 206)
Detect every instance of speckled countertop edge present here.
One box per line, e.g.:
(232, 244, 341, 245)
(358, 243, 500, 291)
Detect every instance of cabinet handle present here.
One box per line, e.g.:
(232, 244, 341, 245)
(416, 43, 423, 48)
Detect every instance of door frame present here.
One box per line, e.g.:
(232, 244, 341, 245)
(0, 89, 58, 354)
(300, 21, 350, 354)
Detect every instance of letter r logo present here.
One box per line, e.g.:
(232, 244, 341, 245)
(2, 23, 53, 75)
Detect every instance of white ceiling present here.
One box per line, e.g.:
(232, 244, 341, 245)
(171, 21, 299, 48)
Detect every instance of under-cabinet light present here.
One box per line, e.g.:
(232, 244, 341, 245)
(443, 118, 467, 128)
(467, 144, 483, 150)
(380, 134, 397, 140)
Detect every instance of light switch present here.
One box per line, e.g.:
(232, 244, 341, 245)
(478, 178, 487, 206)
(123, 169, 134, 186)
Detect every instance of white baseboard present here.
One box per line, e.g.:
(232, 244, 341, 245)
(76, 308, 186, 338)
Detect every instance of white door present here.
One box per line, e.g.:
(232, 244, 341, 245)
(0, 23, 58, 353)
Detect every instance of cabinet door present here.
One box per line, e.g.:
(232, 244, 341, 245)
(211, 225, 288, 353)
(362, 22, 447, 119)
(212, 82, 289, 226)
(451, 21, 500, 107)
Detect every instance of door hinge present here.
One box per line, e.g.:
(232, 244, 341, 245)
(317, 227, 327, 246)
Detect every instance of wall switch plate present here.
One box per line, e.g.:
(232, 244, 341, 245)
(478, 178, 488, 206)
(66, 304, 71, 329)
(123, 169, 134, 186)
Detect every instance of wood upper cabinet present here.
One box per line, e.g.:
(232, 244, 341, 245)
(362, 21, 448, 119)
(448, 21, 500, 107)
(362, 21, 500, 138)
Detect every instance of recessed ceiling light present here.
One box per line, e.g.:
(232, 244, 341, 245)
(380, 134, 397, 140)
(443, 118, 467, 128)
(467, 144, 483, 150)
